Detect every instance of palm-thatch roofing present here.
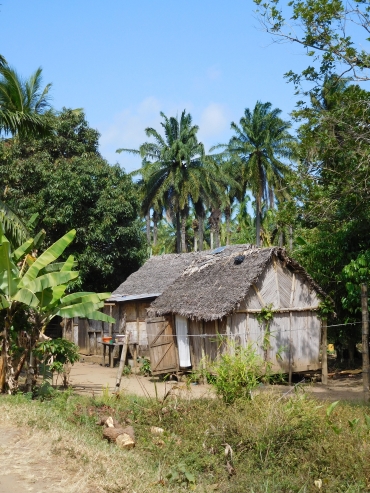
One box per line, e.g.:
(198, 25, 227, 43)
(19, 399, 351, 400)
(148, 245, 326, 321)
(108, 251, 208, 302)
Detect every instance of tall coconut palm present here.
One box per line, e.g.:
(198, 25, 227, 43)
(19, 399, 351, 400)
(0, 64, 52, 138)
(212, 101, 294, 246)
(118, 110, 221, 253)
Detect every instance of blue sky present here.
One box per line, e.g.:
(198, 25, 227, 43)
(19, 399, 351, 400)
(0, 1, 307, 172)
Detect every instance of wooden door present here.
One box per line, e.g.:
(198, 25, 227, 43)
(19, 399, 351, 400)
(146, 316, 178, 375)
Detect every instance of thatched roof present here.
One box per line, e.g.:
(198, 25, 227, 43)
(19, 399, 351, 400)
(148, 245, 326, 321)
(108, 251, 208, 302)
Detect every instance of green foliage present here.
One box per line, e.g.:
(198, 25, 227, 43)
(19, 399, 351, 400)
(254, 0, 370, 91)
(342, 251, 370, 314)
(166, 463, 196, 487)
(0, 63, 52, 138)
(5, 389, 370, 492)
(0, 109, 146, 292)
(139, 357, 151, 377)
(210, 343, 271, 404)
(212, 101, 295, 245)
(34, 338, 80, 368)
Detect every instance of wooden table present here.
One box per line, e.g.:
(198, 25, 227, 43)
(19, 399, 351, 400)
(101, 342, 126, 368)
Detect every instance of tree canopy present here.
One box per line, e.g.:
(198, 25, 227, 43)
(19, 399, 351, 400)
(0, 109, 146, 292)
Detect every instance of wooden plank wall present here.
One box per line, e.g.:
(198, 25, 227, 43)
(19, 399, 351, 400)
(80, 301, 151, 356)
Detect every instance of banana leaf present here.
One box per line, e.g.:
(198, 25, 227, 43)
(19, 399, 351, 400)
(61, 255, 75, 272)
(61, 291, 111, 305)
(56, 300, 110, 320)
(21, 270, 79, 293)
(13, 288, 39, 307)
(0, 294, 9, 309)
(0, 234, 19, 296)
(20, 229, 76, 284)
(40, 260, 78, 275)
(12, 238, 34, 262)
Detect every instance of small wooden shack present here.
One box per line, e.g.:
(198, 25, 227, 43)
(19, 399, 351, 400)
(76, 252, 207, 357)
(146, 245, 326, 376)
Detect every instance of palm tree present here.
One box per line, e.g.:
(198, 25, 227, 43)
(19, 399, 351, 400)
(212, 101, 294, 246)
(0, 64, 52, 138)
(117, 110, 220, 253)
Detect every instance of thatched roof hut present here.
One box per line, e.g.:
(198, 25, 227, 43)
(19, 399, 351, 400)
(145, 245, 326, 376)
(108, 251, 208, 302)
(149, 245, 325, 320)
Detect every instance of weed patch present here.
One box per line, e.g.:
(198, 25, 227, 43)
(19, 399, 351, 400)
(1, 389, 370, 492)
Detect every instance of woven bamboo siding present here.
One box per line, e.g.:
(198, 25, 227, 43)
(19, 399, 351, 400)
(255, 263, 279, 307)
(204, 321, 219, 362)
(276, 263, 293, 308)
(290, 312, 321, 371)
(189, 320, 203, 368)
(292, 274, 319, 308)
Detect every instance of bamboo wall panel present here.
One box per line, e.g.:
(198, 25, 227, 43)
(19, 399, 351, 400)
(277, 263, 293, 308)
(247, 314, 264, 359)
(291, 311, 321, 371)
(255, 263, 279, 307)
(204, 321, 218, 362)
(266, 313, 290, 372)
(292, 274, 319, 308)
(189, 320, 203, 368)
(243, 288, 262, 310)
(229, 313, 247, 347)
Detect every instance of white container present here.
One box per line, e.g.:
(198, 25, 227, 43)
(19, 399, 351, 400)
(115, 335, 126, 343)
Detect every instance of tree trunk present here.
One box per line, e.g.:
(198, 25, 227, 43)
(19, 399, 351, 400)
(210, 231, 214, 250)
(145, 213, 151, 245)
(14, 349, 29, 381)
(153, 211, 158, 247)
(176, 212, 181, 253)
(198, 214, 204, 251)
(279, 229, 283, 247)
(289, 225, 293, 250)
(361, 284, 369, 401)
(181, 212, 187, 253)
(256, 195, 261, 247)
(215, 223, 220, 248)
(1, 317, 17, 394)
(225, 207, 231, 245)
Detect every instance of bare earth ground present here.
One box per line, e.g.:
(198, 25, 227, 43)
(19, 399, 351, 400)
(0, 362, 366, 492)
(0, 426, 88, 493)
(69, 361, 365, 402)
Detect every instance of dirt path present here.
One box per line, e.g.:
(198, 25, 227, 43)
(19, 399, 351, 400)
(69, 361, 215, 398)
(69, 361, 367, 402)
(0, 426, 68, 493)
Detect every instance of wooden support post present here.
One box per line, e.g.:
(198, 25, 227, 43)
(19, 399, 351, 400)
(288, 312, 293, 386)
(115, 335, 130, 392)
(321, 319, 328, 385)
(361, 284, 369, 401)
(109, 305, 113, 337)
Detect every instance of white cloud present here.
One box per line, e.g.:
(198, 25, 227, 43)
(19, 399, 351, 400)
(99, 97, 194, 172)
(98, 99, 230, 170)
(206, 65, 221, 81)
(198, 103, 230, 148)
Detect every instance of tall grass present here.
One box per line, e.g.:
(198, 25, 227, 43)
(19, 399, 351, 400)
(1, 388, 370, 492)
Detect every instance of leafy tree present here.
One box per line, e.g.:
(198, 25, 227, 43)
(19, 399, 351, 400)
(254, 0, 370, 90)
(0, 109, 146, 292)
(0, 228, 114, 393)
(212, 101, 294, 246)
(0, 63, 52, 138)
(117, 110, 222, 253)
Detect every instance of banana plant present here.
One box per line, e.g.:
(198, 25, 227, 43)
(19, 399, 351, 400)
(0, 227, 114, 393)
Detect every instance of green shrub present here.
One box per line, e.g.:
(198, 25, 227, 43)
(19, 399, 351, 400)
(210, 342, 271, 404)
